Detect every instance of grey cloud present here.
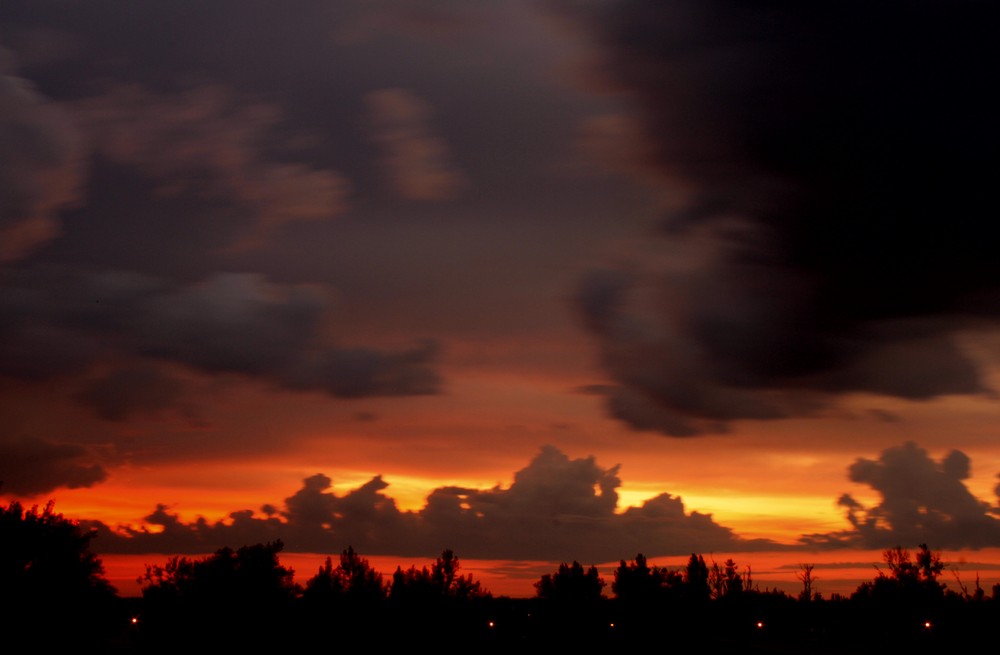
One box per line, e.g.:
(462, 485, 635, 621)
(132, 272, 331, 377)
(86, 445, 769, 560)
(71, 84, 351, 251)
(366, 87, 466, 201)
(76, 365, 185, 421)
(287, 341, 441, 398)
(0, 58, 84, 261)
(0, 269, 443, 401)
(802, 441, 1000, 549)
(130, 273, 442, 397)
(0, 436, 106, 496)
(561, 1, 1000, 435)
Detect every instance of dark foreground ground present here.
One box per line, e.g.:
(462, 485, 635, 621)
(44, 593, 996, 655)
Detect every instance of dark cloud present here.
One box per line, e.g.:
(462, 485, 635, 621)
(562, 1, 1000, 435)
(70, 84, 351, 252)
(85, 445, 768, 560)
(365, 87, 466, 201)
(0, 268, 443, 402)
(0, 436, 106, 496)
(801, 441, 1000, 549)
(75, 365, 185, 421)
(0, 57, 84, 261)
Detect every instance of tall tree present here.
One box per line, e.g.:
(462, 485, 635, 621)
(797, 563, 818, 601)
(684, 553, 710, 602)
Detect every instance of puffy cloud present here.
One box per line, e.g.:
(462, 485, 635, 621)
(0, 436, 106, 496)
(73, 442, 1000, 557)
(802, 441, 1000, 549)
(418, 445, 753, 559)
(86, 446, 767, 560)
(0, 57, 84, 261)
(0, 269, 443, 404)
(560, 1, 1000, 435)
(366, 87, 466, 200)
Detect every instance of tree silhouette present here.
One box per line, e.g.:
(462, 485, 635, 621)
(140, 540, 297, 603)
(303, 545, 386, 607)
(864, 544, 946, 599)
(6, 512, 998, 654)
(298, 546, 386, 641)
(914, 543, 944, 584)
(535, 560, 605, 604)
(531, 561, 608, 646)
(797, 563, 818, 601)
(0, 500, 118, 644)
(850, 543, 950, 648)
(612, 553, 682, 604)
(1, 500, 113, 597)
(684, 553, 711, 602)
(385, 550, 490, 649)
(709, 557, 746, 598)
(138, 540, 298, 650)
(389, 548, 487, 602)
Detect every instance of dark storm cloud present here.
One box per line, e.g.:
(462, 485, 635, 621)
(85, 446, 767, 560)
(0, 269, 442, 404)
(562, 1, 1000, 435)
(0, 436, 106, 496)
(802, 441, 1000, 549)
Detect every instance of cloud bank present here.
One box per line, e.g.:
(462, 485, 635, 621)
(84, 445, 769, 562)
(78, 442, 1000, 560)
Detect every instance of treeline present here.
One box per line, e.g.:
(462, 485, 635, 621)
(4, 500, 1000, 653)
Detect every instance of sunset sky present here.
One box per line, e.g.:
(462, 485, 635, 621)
(3, 1, 1000, 597)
